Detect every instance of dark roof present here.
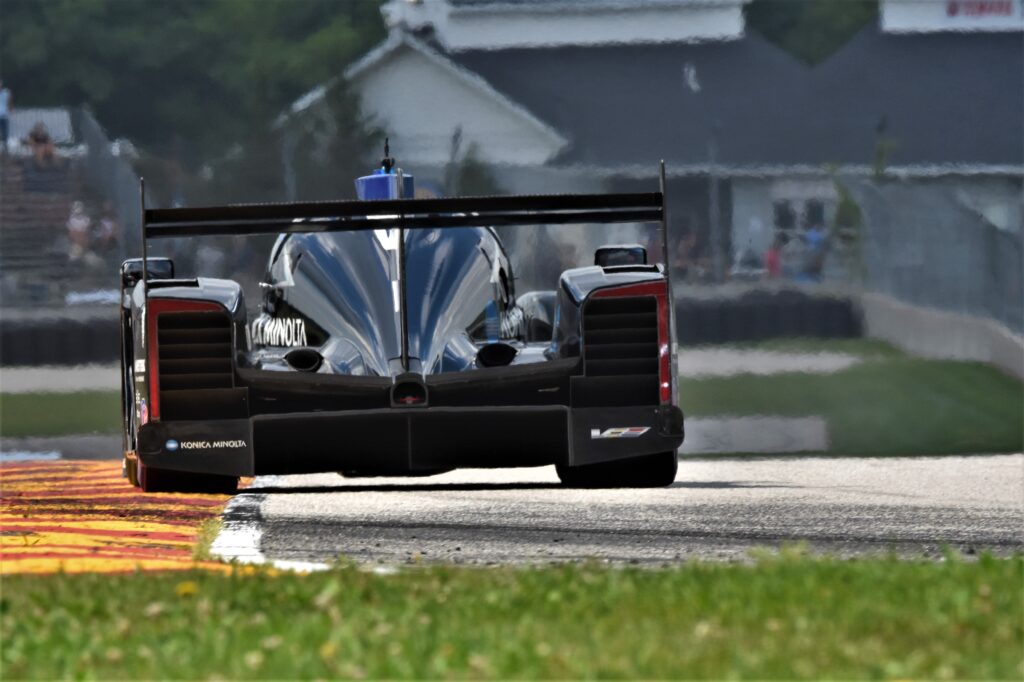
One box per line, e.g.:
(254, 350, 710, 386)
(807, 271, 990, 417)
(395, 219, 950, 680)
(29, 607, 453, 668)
(451, 28, 1023, 169)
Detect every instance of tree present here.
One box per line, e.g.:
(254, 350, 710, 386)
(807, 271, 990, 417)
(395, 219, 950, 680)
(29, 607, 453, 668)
(0, 0, 385, 200)
(745, 0, 877, 65)
(285, 79, 383, 202)
(442, 127, 504, 198)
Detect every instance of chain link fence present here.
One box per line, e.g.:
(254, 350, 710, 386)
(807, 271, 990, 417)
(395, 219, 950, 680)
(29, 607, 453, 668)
(74, 107, 140, 262)
(848, 176, 1023, 334)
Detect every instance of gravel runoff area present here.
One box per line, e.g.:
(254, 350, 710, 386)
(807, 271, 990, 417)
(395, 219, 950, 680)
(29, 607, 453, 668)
(0, 350, 861, 393)
(212, 454, 1024, 569)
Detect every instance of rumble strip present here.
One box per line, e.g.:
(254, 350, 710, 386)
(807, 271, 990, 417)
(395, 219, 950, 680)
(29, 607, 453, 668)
(0, 460, 234, 574)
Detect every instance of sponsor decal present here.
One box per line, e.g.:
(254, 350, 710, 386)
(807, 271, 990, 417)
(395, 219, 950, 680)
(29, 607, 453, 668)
(947, 0, 1013, 17)
(591, 426, 650, 439)
(134, 359, 146, 374)
(501, 305, 525, 339)
(177, 440, 248, 450)
(165, 439, 179, 452)
(251, 316, 307, 347)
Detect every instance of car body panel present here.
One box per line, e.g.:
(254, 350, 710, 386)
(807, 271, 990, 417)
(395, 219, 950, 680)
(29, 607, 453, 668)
(121, 172, 683, 482)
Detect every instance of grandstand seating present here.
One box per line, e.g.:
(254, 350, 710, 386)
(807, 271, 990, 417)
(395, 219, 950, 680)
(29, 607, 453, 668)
(1, 156, 108, 305)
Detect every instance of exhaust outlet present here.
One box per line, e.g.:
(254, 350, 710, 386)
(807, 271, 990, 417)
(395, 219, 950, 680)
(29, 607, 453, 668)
(284, 348, 323, 373)
(476, 343, 517, 368)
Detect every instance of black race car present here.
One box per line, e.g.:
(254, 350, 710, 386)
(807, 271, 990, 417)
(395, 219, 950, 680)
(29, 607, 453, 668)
(120, 156, 683, 492)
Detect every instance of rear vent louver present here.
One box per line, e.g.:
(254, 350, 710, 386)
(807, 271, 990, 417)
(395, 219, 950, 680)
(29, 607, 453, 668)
(157, 312, 233, 390)
(157, 311, 246, 420)
(584, 296, 658, 376)
(576, 295, 659, 406)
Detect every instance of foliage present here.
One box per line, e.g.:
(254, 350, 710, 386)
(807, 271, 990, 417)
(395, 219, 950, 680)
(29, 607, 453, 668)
(681, 339, 1024, 456)
(442, 128, 505, 197)
(2, 554, 1020, 679)
(286, 79, 383, 202)
(745, 0, 878, 65)
(448, 143, 504, 197)
(0, 390, 119, 438)
(0, 0, 385, 201)
(833, 178, 863, 230)
(830, 171, 865, 281)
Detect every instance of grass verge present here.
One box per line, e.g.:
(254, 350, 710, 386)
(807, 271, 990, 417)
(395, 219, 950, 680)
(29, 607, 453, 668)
(192, 517, 224, 562)
(0, 390, 120, 438)
(1, 554, 1020, 679)
(681, 344, 1023, 456)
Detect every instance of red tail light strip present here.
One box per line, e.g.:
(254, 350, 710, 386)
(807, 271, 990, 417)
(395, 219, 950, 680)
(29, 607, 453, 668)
(591, 280, 673, 405)
(144, 299, 226, 423)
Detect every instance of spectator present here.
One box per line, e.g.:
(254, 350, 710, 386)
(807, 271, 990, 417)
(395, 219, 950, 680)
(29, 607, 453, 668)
(803, 222, 827, 281)
(671, 228, 697, 281)
(94, 201, 120, 254)
(25, 121, 55, 167)
(765, 233, 786, 279)
(781, 231, 806, 280)
(67, 201, 92, 262)
(0, 81, 10, 153)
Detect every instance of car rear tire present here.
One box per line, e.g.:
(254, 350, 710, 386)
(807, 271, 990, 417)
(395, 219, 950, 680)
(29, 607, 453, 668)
(137, 461, 238, 494)
(556, 451, 678, 488)
(125, 456, 139, 488)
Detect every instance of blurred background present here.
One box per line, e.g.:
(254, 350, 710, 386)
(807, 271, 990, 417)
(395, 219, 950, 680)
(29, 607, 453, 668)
(0, 0, 1020, 458)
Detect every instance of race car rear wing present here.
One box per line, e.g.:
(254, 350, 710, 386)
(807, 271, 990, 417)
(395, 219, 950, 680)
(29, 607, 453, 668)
(143, 188, 664, 237)
(138, 162, 672, 371)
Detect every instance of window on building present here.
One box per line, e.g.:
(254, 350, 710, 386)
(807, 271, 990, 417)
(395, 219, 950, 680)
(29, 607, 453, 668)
(773, 200, 796, 230)
(804, 199, 825, 229)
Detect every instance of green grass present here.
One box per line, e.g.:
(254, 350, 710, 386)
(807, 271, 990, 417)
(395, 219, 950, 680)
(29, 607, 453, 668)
(1, 554, 1020, 679)
(0, 390, 120, 438)
(192, 517, 224, 562)
(681, 343, 1023, 456)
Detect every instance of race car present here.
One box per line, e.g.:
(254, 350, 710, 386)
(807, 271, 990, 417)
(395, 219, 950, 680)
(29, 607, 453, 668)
(120, 151, 684, 492)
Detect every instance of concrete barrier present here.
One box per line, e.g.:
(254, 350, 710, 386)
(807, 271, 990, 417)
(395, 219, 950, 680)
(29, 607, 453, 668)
(860, 292, 1024, 379)
(1, 305, 119, 367)
(681, 417, 829, 455)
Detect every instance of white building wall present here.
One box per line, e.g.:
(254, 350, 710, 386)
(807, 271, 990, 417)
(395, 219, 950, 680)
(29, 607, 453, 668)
(383, 0, 747, 51)
(882, 0, 1024, 33)
(730, 178, 775, 257)
(441, 3, 746, 51)
(352, 48, 562, 168)
(393, 162, 605, 197)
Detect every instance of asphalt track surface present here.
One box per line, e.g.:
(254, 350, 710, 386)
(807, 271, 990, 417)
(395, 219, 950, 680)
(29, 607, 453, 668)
(221, 454, 1024, 566)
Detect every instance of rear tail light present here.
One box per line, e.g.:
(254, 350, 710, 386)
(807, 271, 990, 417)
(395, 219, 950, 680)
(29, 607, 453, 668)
(590, 279, 674, 405)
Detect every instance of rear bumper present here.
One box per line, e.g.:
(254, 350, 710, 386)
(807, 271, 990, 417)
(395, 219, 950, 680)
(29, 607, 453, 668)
(137, 404, 684, 477)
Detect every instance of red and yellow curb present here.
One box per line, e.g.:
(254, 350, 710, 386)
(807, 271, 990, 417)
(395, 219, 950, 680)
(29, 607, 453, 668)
(1, 460, 234, 574)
